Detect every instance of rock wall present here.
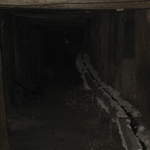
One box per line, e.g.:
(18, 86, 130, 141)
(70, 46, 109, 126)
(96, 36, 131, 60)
(87, 10, 150, 126)
(135, 10, 150, 125)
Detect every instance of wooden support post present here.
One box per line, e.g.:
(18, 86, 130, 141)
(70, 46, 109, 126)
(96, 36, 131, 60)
(134, 10, 150, 126)
(1, 15, 15, 109)
(0, 26, 9, 150)
(0, 0, 150, 9)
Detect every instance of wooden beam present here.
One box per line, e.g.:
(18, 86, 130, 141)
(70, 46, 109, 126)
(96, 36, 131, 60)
(0, 1, 150, 9)
(0, 0, 145, 4)
(0, 20, 9, 150)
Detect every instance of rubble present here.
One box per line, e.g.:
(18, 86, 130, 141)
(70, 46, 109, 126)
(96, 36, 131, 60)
(76, 52, 150, 150)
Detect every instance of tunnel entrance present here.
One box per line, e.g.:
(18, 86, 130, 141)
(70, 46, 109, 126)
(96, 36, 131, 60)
(5, 11, 124, 150)
(1, 9, 149, 150)
(8, 11, 114, 150)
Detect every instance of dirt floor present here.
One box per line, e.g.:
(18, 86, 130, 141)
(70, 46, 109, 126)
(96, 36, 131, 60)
(8, 78, 124, 150)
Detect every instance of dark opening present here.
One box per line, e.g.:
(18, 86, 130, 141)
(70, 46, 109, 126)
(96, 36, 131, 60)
(13, 15, 85, 107)
(9, 12, 113, 150)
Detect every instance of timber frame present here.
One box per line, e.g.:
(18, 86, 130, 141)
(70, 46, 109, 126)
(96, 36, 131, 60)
(0, 18, 9, 150)
(0, 1, 150, 150)
(0, 0, 150, 9)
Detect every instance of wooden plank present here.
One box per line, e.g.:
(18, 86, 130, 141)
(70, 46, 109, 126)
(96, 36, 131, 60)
(0, 0, 145, 5)
(0, 20, 9, 150)
(1, 16, 16, 108)
(0, 1, 150, 9)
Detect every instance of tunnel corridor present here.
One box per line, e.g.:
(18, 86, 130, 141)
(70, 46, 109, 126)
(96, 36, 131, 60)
(0, 10, 150, 150)
(13, 15, 85, 107)
(6, 11, 125, 150)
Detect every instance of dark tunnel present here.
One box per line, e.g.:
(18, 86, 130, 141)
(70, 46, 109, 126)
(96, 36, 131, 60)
(1, 10, 150, 150)
(13, 15, 87, 107)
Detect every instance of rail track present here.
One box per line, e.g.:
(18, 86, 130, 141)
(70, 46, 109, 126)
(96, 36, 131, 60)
(76, 53, 150, 150)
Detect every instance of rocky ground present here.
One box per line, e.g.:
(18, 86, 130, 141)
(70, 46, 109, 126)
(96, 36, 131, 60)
(8, 83, 124, 150)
